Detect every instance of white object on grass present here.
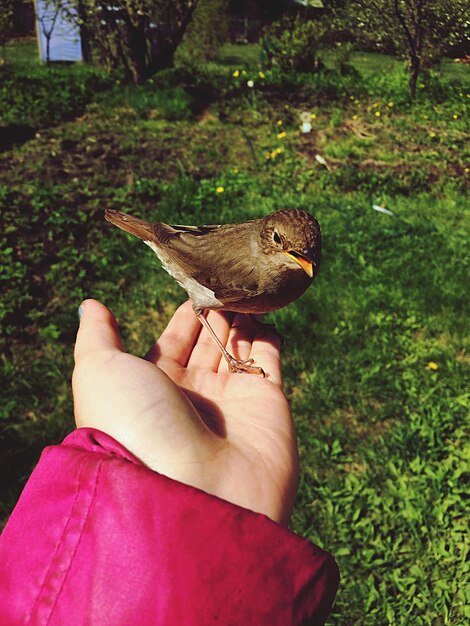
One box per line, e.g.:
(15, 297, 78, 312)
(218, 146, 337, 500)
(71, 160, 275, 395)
(372, 204, 394, 216)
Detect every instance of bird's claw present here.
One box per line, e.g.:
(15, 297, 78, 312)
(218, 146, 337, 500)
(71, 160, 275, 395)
(227, 357, 265, 377)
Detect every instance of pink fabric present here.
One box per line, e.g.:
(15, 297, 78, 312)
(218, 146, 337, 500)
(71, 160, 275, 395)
(0, 428, 339, 625)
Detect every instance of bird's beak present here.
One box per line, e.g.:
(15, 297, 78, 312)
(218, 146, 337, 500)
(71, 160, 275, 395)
(284, 251, 314, 278)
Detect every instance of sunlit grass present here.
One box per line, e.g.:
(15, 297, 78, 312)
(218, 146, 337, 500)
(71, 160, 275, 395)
(1, 40, 469, 625)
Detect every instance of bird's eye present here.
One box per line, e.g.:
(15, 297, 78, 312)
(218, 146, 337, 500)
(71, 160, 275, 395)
(273, 231, 281, 244)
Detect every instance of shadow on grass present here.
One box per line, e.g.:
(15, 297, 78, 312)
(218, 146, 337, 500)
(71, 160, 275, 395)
(0, 124, 36, 152)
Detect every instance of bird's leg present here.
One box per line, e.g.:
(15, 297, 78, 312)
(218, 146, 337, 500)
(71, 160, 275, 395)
(196, 312, 265, 377)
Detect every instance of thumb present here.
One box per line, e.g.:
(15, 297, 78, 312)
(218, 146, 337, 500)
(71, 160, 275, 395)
(74, 299, 124, 363)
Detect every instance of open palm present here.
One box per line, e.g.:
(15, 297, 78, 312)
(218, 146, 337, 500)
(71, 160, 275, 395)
(73, 299, 299, 525)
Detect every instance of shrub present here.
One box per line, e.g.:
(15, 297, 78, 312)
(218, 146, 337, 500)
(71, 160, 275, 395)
(261, 16, 327, 73)
(0, 65, 113, 127)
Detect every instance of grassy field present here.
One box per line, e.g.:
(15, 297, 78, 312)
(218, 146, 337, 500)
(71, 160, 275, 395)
(1, 39, 469, 625)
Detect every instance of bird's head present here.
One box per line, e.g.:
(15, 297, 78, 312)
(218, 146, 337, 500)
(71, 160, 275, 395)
(260, 209, 321, 279)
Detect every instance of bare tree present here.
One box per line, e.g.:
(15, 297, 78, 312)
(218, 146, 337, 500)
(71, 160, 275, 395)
(38, 0, 63, 64)
(333, 0, 470, 97)
(65, 0, 199, 83)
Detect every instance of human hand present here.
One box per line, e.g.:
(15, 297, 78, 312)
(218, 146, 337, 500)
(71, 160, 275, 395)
(72, 299, 299, 525)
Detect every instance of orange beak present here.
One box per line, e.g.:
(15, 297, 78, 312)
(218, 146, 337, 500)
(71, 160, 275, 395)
(284, 251, 314, 278)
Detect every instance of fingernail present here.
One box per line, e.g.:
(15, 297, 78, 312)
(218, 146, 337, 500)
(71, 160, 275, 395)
(78, 303, 85, 321)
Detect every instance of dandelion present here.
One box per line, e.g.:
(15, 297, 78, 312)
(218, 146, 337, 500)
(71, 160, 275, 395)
(277, 131, 286, 139)
(258, 71, 265, 78)
(374, 111, 381, 117)
(216, 186, 224, 193)
(271, 150, 277, 159)
(275, 147, 283, 154)
(247, 80, 254, 88)
(264, 152, 271, 160)
(310, 113, 317, 120)
(452, 114, 459, 119)
(429, 131, 436, 138)
(232, 69, 239, 78)
(427, 361, 439, 371)
(277, 120, 283, 126)
(464, 167, 469, 174)
(388, 101, 394, 107)
(352, 115, 358, 120)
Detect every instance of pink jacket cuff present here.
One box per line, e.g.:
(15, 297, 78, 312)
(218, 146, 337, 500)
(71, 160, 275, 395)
(0, 427, 339, 625)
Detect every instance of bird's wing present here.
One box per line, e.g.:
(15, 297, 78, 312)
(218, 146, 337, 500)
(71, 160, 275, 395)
(160, 222, 262, 300)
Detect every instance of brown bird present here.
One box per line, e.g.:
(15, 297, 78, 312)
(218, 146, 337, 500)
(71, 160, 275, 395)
(104, 208, 321, 376)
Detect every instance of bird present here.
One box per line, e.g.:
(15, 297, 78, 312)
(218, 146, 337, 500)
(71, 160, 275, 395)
(104, 208, 321, 376)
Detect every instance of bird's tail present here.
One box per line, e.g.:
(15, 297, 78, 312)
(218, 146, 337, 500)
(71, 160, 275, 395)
(105, 209, 155, 241)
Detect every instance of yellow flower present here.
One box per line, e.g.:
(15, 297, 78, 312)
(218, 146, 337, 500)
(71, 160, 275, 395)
(233, 168, 239, 174)
(388, 101, 394, 107)
(216, 186, 224, 193)
(277, 131, 286, 139)
(275, 147, 283, 154)
(429, 131, 436, 138)
(264, 152, 271, 160)
(277, 119, 283, 126)
(427, 361, 439, 371)
(452, 114, 459, 119)
(271, 150, 277, 159)
(310, 113, 317, 120)
(352, 114, 359, 120)
(374, 111, 381, 117)
(258, 71, 265, 78)
(464, 167, 469, 173)
(232, 70, 239, 78)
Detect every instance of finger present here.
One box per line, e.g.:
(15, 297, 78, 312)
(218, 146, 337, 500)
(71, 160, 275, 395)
(217, 313, 255, 373)
(146, 300, 202, 366)
(249, 327, 283, 385)
(74, 299, 124, 364)
(187, 310, 232, 372)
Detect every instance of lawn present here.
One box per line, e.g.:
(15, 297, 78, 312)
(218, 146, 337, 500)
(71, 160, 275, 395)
(1, 40, 469, 625)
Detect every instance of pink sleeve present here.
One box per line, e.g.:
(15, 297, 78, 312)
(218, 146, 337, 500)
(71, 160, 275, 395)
(0, 428, 339, 625)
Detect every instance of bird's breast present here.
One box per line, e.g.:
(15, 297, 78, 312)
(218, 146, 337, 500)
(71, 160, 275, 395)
(220, 267, 313, 314)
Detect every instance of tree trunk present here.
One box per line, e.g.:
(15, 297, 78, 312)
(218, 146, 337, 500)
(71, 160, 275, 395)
(145, 4, 199, 78)
(77, 0, 92, 63)
(408, 53, 421, 98)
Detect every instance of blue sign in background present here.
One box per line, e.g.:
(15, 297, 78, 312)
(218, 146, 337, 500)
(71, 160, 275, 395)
(35, 0, 83, 62)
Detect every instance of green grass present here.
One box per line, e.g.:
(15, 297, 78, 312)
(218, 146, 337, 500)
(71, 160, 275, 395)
(216, 42, 469, 82)
(1, 40, 469, 625)
(1, 37, 40, 67)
